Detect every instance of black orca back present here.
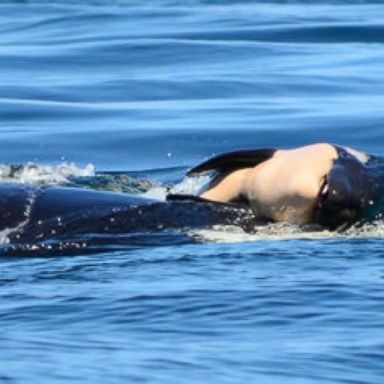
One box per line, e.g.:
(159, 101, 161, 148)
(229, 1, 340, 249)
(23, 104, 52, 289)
(3, 186, 258, 244)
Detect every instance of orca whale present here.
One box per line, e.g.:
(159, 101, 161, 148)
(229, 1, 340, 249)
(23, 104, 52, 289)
(2, 183, 257, 248)
(1, 143, 383, 253)
(170, 143, 384, 229)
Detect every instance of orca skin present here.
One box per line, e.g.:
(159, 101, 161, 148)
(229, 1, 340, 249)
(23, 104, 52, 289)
(2, 183, 257, 245)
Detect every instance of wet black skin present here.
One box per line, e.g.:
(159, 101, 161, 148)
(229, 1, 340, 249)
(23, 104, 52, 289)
(3, 184, 257, 244)
(314, 147, 383, 229)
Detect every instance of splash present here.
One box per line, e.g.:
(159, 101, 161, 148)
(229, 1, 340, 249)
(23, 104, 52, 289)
(169, 174, 211, 195)
(0, 162, 95, 185)
(141, 174, 210, 201)
(344, 219, 384, 238)
(140, 185, 169, 201)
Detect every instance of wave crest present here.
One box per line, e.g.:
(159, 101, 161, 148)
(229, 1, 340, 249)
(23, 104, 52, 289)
(0, 162, 95, 184)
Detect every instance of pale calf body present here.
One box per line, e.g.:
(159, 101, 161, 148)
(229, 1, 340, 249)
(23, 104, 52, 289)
(200, 143, 366, 224)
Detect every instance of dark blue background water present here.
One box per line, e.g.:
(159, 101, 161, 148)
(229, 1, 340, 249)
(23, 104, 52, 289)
(1, 1, 384, 383)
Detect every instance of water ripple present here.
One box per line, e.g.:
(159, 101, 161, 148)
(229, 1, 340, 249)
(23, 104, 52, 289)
(1, 1, 384, 383)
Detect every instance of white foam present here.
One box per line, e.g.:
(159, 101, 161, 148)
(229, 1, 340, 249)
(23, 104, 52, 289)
(190, 223, 332, 243)
(190, 219, 384, 244)
(140, 175, 210, 201)
(140, 186, 169, 201)
(344, 219, 384, 238)
(169, 175, 211, 195)
(0, 162, 95, 185)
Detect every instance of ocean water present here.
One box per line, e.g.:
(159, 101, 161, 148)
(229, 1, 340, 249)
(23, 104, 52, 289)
(1, 0, 384, 382)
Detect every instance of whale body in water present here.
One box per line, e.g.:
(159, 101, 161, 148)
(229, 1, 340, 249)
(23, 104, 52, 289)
(174, 143, 384, 228)
(2, 183, 256, 247)
(1, 143, 384, 253)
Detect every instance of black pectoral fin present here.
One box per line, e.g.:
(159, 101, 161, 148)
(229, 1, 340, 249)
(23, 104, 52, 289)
(187, 148, 276, 176)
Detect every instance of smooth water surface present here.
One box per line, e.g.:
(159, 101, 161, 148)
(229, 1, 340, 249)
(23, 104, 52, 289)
(1, 1, 384, 383)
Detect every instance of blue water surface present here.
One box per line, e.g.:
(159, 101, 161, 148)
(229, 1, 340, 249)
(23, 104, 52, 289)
(1, 0, 384, 383)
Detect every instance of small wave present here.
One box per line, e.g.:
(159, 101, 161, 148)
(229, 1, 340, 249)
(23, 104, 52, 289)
(343, 219, 384, 238)
(191, 219, 384, 243)
(190, 223, 332, 243)
(0, 162, 95, 185)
